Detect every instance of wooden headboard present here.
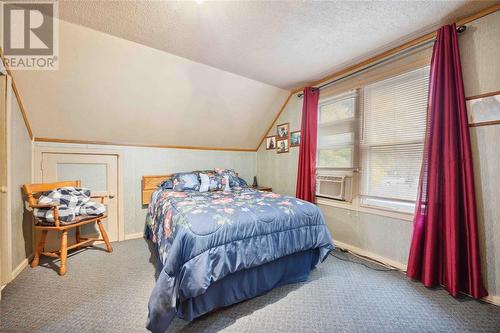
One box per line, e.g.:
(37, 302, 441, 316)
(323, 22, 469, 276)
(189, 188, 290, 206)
(141, 174, 173, 205)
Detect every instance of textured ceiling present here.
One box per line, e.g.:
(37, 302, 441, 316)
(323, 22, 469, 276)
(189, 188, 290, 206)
(58, 0, 496, 89)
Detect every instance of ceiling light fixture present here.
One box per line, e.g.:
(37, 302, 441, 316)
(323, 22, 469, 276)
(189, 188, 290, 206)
(195, 0, 204, 4)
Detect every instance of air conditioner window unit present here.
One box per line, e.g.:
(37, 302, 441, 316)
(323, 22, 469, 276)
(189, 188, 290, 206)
(316, 175, 352, 201)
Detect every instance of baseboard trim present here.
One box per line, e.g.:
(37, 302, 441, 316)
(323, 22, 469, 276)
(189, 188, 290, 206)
(124, 232, 144, 240)
(11, 254, 33, 280)
(333, 239, 408, 272)
(482, 295, 500, 307)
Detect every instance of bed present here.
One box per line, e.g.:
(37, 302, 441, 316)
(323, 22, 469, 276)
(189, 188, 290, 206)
(142, 173, 334, 332)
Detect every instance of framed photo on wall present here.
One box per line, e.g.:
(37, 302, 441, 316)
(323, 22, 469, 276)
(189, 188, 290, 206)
(276, 139, 289, 153)
(265, 135, 277, 150)
(290, 131, 301, 147)
(466, 92, 500, 126)
(276, 123, 289, 140)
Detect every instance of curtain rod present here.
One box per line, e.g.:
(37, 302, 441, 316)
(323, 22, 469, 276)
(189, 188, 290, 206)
(297, 25, 466, 98)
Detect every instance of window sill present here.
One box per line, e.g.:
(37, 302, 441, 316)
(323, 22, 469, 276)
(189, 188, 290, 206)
(316, 197, 414, 222)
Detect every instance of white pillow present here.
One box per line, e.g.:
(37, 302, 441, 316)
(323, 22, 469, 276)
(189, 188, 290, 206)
(223, 175, 231, 192)
(199, 173, 210, 192)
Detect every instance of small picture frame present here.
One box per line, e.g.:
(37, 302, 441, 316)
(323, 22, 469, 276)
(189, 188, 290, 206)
(265, 136, 277, 150)
(276, 139, 289, 154)
(276, 123, 289, 140)
(466, 92, 500, 126)
(290, 131, 301, 147)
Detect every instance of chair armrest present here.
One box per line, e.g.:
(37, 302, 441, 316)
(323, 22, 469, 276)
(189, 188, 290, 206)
(90, 195, 105, 204)
(30, 203, 60, 227)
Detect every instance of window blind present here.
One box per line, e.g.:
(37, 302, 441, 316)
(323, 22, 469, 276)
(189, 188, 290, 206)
(361, 66, 429, 211)
(317, 91, 358, 169)
(363, 66, 429, 146)
(362, 144, 424, 201)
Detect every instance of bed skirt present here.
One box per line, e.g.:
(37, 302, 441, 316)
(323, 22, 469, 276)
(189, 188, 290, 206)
(177, 248, 320, 321)
(147, 248, 320, 331)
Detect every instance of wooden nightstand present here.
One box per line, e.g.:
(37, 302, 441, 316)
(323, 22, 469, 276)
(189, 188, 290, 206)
(253, 186, 272, 192)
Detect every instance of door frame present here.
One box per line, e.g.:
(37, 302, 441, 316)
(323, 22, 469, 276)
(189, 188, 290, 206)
(33, 146, 125, 243)
(1, 75, 13, 289)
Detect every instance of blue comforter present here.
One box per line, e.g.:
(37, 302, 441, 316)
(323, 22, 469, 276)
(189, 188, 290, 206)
(145, 187, 334, 332)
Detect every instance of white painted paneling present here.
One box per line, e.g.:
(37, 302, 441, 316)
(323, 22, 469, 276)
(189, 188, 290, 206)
(0, 76, 8, 287)
(9, 85, 32, 271)
(470, 126, 500, 297)
(459, 11, 500, 97)
(321, 204, 413, 266)
(34, 142, 257, 235)
(460, 10, 500, 298)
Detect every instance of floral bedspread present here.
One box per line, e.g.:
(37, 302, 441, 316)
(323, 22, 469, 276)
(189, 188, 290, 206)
(145, 187, 334, 332)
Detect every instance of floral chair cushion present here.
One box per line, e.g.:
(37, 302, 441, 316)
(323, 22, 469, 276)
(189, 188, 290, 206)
(33, 187, 106, 225)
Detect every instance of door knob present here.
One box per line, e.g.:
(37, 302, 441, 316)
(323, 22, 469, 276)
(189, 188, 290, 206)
(1, 186, 7, 193)
(108, 192, 115, 199)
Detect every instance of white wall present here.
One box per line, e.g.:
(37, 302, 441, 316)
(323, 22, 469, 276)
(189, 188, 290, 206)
(9, 85, 33, 271)
(34, 142, 257, 236)
(460, 10, 500, 300)
(257, 11, 500, 302)
(257, 95, 302, 196)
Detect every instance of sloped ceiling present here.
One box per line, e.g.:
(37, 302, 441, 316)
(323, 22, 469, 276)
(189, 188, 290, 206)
(12, 19, 289, 150)
(57, 0, 496, 89)
(11, 1, 497, 150)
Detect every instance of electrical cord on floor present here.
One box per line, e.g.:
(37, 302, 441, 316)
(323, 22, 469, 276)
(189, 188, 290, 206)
(329, 248, 405, 273)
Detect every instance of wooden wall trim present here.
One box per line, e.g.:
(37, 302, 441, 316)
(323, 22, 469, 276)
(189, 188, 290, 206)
(0, 48, 33, 140)
(469, 120, 500, 128)
(256, 92, 293, 150)
(465, 90, 500, 101)
(34, 137, 257, 152)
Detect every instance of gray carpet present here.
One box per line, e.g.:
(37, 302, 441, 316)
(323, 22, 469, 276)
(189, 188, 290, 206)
(1, 238, 499, 333)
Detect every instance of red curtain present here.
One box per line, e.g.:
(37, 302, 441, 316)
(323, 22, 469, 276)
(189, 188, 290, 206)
(407, 24, 487, 299)
(296, 87, 319, 202)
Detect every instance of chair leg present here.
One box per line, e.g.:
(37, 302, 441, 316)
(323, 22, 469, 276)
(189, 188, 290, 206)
(75, 226, 81, 250)
(31, 230, 48, 268)
(59, 230, 68, 276)
(97, 220, 113, 253)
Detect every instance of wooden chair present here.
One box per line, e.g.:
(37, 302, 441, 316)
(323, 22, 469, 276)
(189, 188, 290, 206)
(22, 180, 113, 276)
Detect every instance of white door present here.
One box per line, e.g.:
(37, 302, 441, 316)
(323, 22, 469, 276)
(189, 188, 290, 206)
(40, 153, 119, 247)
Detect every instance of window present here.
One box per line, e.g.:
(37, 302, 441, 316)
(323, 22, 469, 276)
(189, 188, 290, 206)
(317, 91, 358, 169)
(316, 66, 430, 216)
(360, 66, 429, 213)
